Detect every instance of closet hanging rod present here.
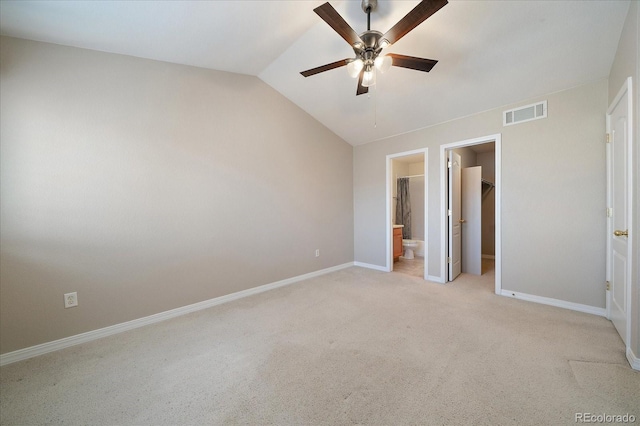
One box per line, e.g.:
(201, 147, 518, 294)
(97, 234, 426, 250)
(397, 174, 424, 179)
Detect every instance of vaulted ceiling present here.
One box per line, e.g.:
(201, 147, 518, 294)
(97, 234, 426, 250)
(0, 0, 631, 146)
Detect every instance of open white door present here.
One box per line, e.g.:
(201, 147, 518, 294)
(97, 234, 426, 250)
(606, 77, 632, 347)
(462, 166, 482, 275)
(441, 134, 501, 290)
(448, 151, 462, 281)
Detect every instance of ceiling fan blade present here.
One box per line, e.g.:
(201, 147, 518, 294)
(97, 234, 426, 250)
(382, 0, 448, 46)
(356, 70, 368, 96)
(301, 59, 350, 77)
(388, 53, 438, 72)
(314, 2, 363, 47)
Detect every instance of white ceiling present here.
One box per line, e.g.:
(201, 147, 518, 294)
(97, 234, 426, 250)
(0, 0, 631, 146)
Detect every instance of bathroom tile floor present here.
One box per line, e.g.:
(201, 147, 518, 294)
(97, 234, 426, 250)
(393, 257, 496, 280)
(393, 256, 424, 278)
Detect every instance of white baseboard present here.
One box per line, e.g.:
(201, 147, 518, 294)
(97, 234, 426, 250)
(355, 261, 443, 283)
(627, 347, 640, 371)
(355, 260, 443, 284)
(354, 261, 389, 272)
(500, 289, 606, 317)
(0, 262, 353, 367)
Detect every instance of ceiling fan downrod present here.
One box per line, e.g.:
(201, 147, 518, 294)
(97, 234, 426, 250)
(362, 0, 377, 31)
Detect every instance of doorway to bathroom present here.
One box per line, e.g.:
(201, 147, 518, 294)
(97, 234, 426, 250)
(386, 149, 428, 279)
(441, 134, 501, 295)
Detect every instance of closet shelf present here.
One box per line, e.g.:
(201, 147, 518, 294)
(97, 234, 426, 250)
(481, 178, 495, 200)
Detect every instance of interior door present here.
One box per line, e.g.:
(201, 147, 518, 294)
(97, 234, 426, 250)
(448, 151, 462, 281)
(462, 166, 482, 275)
(606, 78, 631, 346)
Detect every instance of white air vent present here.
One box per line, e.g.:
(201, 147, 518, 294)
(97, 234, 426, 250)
(503, 101, 547, 126)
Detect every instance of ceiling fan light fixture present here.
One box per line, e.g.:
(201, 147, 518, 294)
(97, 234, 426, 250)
(374, 55, 392, 73)
(347, 58, 365, 78)
(362, 67, 376, 87)
(378, 38, 390, 49)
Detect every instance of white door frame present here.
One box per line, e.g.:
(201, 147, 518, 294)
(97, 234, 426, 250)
(440, 134, 502, 294)
(386, 148, 429, 278)
(605, 76, 633, 351)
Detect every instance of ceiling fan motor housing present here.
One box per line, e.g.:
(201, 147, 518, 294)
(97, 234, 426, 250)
(355, 30, 385, 68)
(359, 30, 383, 50)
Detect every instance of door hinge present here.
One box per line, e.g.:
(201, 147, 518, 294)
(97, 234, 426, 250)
(448, 209, 452, 217)
(606, 133, 611, 143)
(606, 207, 612, 218)
(606, 281, 610, 291)
(447, 161, 452, 168)
(447, 257, 451, 264)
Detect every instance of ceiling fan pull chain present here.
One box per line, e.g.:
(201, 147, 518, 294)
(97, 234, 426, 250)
(373, 80, 377, 128)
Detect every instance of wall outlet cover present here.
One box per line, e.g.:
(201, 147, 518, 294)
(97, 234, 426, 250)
(64, 292, 78, 308)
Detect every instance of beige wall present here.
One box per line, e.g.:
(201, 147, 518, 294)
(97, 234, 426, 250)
(0, 37, 354, 354)
(354, 79, 608, 308)
(608, 1, 639, 360)
(453, 147, 477, 169)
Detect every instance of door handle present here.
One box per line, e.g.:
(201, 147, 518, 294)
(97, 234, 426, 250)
(459, 219, 466, 223)
(614, 229, 628, 237)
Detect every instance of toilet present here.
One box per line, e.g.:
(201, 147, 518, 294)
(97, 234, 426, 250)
(402, 239, 418, 259)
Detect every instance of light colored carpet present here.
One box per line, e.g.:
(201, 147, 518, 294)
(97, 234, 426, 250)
(1, 265, 638, 425)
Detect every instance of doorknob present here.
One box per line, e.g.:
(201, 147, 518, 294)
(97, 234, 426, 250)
(614, 229, 628, 237)
(459, 219, 466, 223)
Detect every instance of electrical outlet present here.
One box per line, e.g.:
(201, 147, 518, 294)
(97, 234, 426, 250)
(64, 292, 78, 308)
(315, 249, 320, 257)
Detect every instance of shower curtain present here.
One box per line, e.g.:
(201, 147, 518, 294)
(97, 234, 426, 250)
(396, 177, 412, 239)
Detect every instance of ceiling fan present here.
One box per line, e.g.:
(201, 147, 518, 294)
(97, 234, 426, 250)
(300, 0, 448, 96)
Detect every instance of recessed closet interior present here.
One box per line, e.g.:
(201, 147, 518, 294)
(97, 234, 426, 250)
(448, 142, 495, 278)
